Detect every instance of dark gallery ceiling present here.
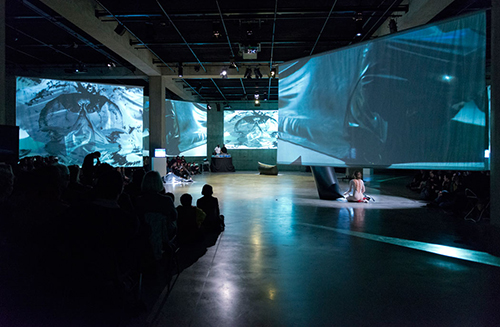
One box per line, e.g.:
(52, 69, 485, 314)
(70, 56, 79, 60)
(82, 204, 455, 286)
(5, 0, 492, 103)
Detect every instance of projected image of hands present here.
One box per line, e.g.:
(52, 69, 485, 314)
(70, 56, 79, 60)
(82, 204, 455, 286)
(224, 110, 278, 149)
(278, 12, 487, 170)
(16, 77, 143, 167)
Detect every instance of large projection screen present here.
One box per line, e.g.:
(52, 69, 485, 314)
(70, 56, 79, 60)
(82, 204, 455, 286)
(224, 110, 278, 149)
(165, 100, 207, 156)
(16, 77, 144, 167)
(143, 98, 207, 157)
(278, 12, 487, 170)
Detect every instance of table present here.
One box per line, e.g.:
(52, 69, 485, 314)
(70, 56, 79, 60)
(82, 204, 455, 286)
(210, 156, 236, 172)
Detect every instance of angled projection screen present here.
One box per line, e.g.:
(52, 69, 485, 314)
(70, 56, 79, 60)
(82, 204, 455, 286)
(224, 110, 278, 149)
(278, 12, 487, 170)
(16, 77, 144, 167)
(143, 98, 207, 157)
(165, 100, 207, 156)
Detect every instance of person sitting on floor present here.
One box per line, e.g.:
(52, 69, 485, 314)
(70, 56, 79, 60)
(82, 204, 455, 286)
(344, 171, 368, 203)
(176, 193, 205, 245)
(197, 184, 225, 232)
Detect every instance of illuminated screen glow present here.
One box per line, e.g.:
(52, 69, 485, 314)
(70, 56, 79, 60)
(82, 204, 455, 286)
(143, 98, 207, 157)
(224, 110, 278, 149)
(16, 77, 143, 167)
(278, 12, 487, 170)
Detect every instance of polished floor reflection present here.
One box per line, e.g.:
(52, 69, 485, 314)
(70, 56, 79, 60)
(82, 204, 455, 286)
(150, 172, 500, 326)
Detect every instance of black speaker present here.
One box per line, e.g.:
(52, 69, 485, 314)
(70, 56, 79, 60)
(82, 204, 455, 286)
(0, 125, 20, 164)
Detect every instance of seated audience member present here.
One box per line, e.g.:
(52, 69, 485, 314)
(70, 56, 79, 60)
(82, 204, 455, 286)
(176, 193, 206, 244)
(136, 171, 177, 260)
(123, 168, 146, 203)
(197, 184, 225, 232)
(65, 165, 91, 204)
(61, 170, 141, 320)
(81, 151, 101, 186)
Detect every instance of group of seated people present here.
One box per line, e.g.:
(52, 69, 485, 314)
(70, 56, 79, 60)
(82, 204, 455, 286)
(407, 169, 490, 215)
(168, 155, 201, 178)
(0, 154, 223, 325)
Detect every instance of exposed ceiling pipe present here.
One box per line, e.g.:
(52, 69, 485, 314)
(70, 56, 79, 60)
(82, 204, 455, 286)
(6, 44, 48, 63)
(215, 0, 239, 72)
(310, 0, 338, 56)
(240, 78, 247, 98)
(155, 0, 207, 72)
(7, 24, 84, 64)
(94, 0, 175, 73)
(211, 78, 228, 101)
(181, 78, 206, 100)
(20, 0, 122, 67)
(268, 0, 278, 100)
(360, 0, 399, 42)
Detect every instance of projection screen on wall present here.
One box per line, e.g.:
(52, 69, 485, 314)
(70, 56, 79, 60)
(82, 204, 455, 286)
(277, 12, 487, 170)
(16, 77, 144, 167)
(224, 110, 278, 149)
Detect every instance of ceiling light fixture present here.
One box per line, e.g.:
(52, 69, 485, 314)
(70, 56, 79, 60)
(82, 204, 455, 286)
(270, 68, 277, 78)
(355, 12, 363, 37)
(220, 68, 228, 78)
(178, 62, 183, 77)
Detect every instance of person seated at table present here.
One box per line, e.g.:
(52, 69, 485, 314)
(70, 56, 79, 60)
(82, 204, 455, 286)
(214, 145, 221, 155)
(221, 144, 227, 154)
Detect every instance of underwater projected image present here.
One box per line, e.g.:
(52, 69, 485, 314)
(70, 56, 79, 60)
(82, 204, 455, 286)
(278, 12, 487, 170)
(165, 100, 207, 156)
(143, 98, 207, 157)
(16, 77, 144, 167)
(224, 110, 278, 149)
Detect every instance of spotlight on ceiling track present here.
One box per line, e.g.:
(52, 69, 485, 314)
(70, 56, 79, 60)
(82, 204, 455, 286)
(178, 62, 183, 77)
(213, 22, 222, 39)
(244, 68, 253, 79)
(220, 69, 228, 79)
(254, 99, 260, 107)
(207, 103, 212, 110)
(355, 12, 363, 37)
(254, 67, 263, 79)
(107, 62, 116, 69)
(270, 68, 277, 78)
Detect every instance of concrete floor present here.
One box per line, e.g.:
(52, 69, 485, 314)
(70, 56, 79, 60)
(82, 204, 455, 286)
(140, 171, 500, 326)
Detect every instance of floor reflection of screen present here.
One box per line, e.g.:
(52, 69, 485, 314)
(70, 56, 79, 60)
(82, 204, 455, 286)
(16, 77, 144, 167)
(278, 12, 487, 170)
(224, 110, 278, 149)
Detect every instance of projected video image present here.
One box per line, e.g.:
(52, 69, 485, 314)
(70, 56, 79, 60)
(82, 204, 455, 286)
(278, 12, 487, 170)
(224, 110, 278, 149)
(165, 100, 207, 156)
(16, 77, 143, 167)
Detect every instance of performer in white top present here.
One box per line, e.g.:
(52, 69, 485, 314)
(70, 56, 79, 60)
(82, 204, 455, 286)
(344, 171, 368, 203)
(214, 145, 221, 155)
